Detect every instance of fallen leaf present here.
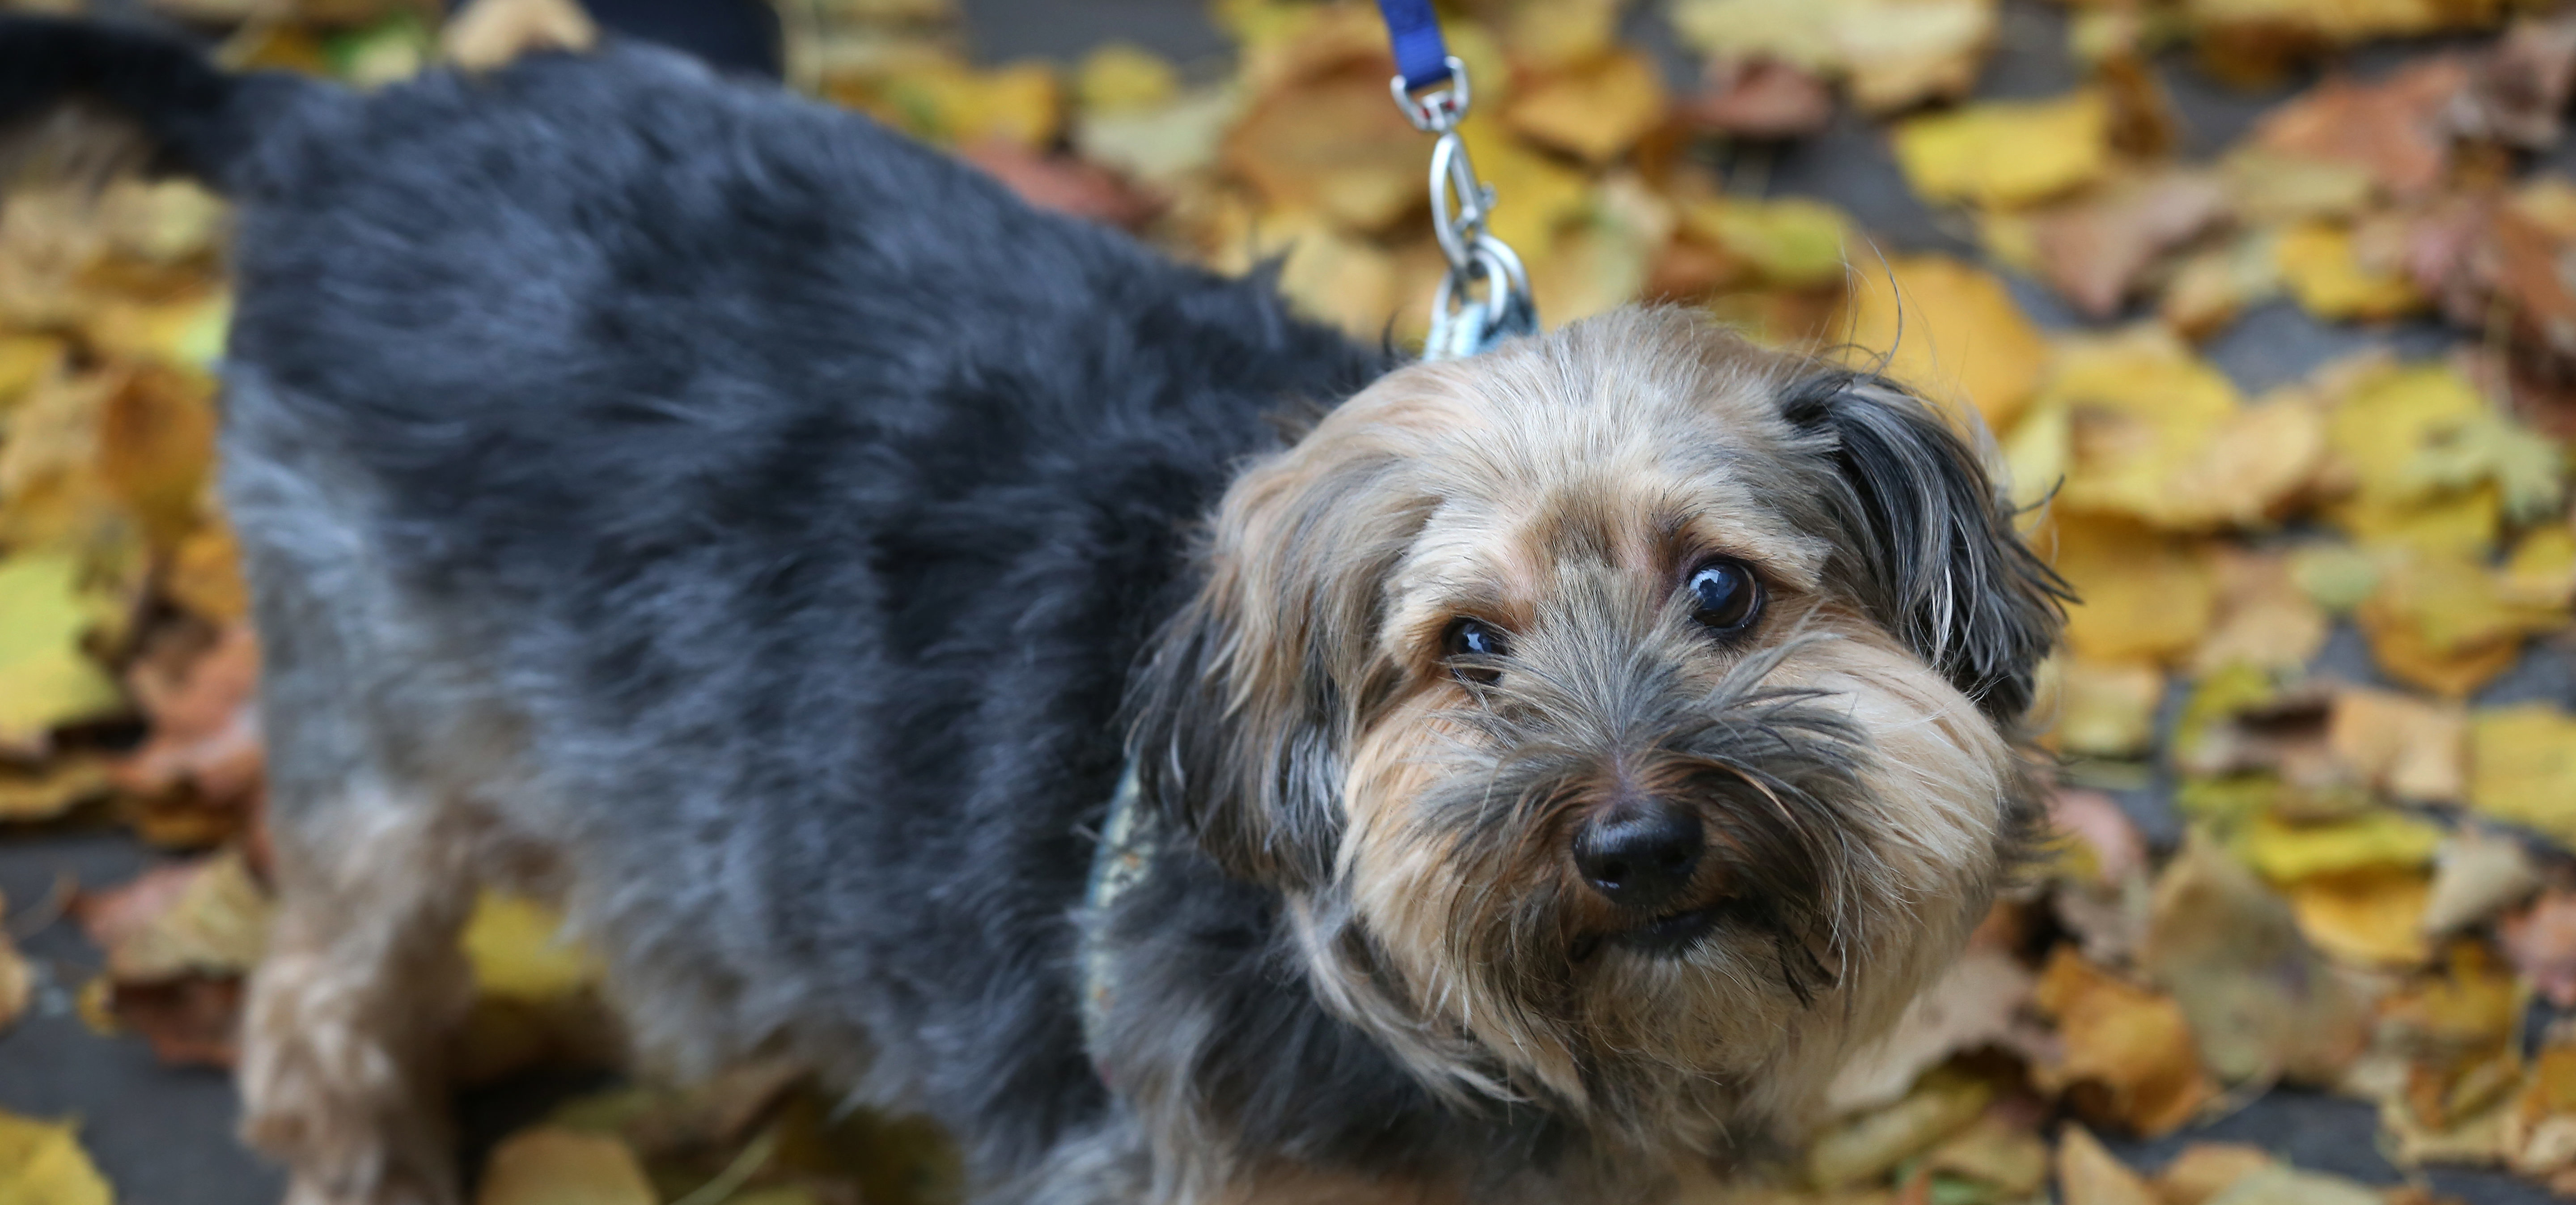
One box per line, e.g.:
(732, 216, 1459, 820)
(2153, 1143, 2275, 1205)
(958, 139, 1164, 230)
(1669, 0, 1997, 113)
(1221, 62, 1424, 232)
(2325, 687, 2465, 803)
(1808, 1071, 1993, 1188)
(0, 552, 127, 757)
(1893, 91, 2112, 210)
(2324, 362, 2508, 556)
(2058, 1122, 2158, 1205)
(2033, 946, 2220, 1136)
(1505, 50, 1668, 164)
(1678, 196, 1852, 290)
(1924, 1114, 2049, 1197)
(1681, 56, 1835, 138)
(477, 1128, 655, 1205)
(1842, 254, 2048, 432)
(1825, 936, 2038, 1113)
(0, 1110, 111, 1205)
(2143, 834, 2372, 1085)
(1075, 42, 1179, 114)
(0, 932, 26, 1035)
(2249, 58, 2471, 199)
(2501, 889, 2576, 1007)
(2284, 866, 2434, 967)
(2033, 171, 2231, 318)
(112, 621, 262, 823)
(2356, 549, 2563, 697)
(2200, 1165, 2381, 1205)
(2276, 221, 2426, 322)
(464, 891, 600, 1004)
(106, 976, 242, 1067)
(2469, 704, 2576, 846)
(76, 847, 271, 982)
(2241, 809, 2444, 883)
(1074, 83, 1240, 188)
(2456, 12, 2576, 148)
(2049, 513, 2220, 664)
(0, 757, 114, 824)
(2194, 549, 2330, 675)
(2421, 829, 2542, 936)
(2046, 659, 2166, 759)
(2040, 329, 2321, 530)
(439, 0, 596, 70)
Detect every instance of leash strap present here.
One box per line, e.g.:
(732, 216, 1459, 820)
(1374, 0, 1453, 93)
(1373, 4, 1538, 360)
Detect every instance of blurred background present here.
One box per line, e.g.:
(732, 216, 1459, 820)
(2, 0, 2576, 1202)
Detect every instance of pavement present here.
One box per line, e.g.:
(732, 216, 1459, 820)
(1, 1, 2571, 1202)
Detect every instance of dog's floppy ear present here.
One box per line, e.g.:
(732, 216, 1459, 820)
(1781, 370, 2068, 721)
(1127, 422, 1429, 889)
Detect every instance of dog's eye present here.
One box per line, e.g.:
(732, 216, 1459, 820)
(1687, 560, 1763, 634)
(1442, 618, 1509, 684)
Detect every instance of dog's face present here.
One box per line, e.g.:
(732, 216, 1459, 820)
(1133, 308, 2061, 1154)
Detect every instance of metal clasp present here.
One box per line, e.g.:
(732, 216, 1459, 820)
(1389, 57, 1537, 360)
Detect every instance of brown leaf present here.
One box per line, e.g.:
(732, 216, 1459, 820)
(112, 621, 262, 825)
(440, 0, 597, 71)
(0, 756, 114, 824)
(106, 976, 242, 1067)
(2251, 58, 2472, 200)
(957, 139, 1164, 231)
(76, 846, 271, 983)
(2033, 172, 2229, 318)
(1825, 921, 2040, 1113)
(2420, 829, 2541, 937)
(1505, 50, 1669, 164)
(2153, 1143, 2275, 1205)
(1809, 1071, 1994, 1188)
(2142, 835, 2372, 1086)
(1681, 56, 1834, 139)
(1221, 63, 1424, 232)
(2455, 12, 2576, 149)
(2326, 687, 2465, 803)
(2503, 888, 2576, 1008)
(2057, 1122, 2157, 1205)
(2034, 946, 2220, 1136)
(0, 932, 27, 1035)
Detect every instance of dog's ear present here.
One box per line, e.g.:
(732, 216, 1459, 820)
(1780, 371, 2068, 721)
(1127, 424, 1428, 889)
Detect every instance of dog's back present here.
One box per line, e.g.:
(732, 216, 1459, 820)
(4, 21, 1385, 1198)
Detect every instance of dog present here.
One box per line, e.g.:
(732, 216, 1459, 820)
(0, 18, 2066, 1205)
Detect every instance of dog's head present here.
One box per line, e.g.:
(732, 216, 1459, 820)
(1131, 307, 2063, 1152)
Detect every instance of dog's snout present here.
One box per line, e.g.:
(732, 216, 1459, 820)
(1573, 800, 1703, 910)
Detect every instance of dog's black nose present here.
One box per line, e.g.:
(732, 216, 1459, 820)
(1574, 802, 1704, 910)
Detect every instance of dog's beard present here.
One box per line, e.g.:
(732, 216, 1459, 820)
(1298, 639, 1999, 1153)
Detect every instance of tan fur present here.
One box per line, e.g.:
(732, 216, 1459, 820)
(1165, 310, 2046, 1197)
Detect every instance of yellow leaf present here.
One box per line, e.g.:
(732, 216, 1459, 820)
(1504, 50, 1668, 164)
(2042, 657, 2166, 759)
(2033, 946, 2218, 1136)
(1221, 67, 1423, 232)
(2050, 513, 2219, 663)
(2500, 524, 2576, 609)
(2355, 548, 2561, 697)
(0, 757, 114, 824)
(1269, 220, 1400, 339)
(1458, 119, 1595, 263)
(0, 1112, 110, 1205)
(83, 849, 272, 982)
(2470, 705, 2576, 849)
(1679, 196, 1852, 289)
(2241, 809, 2443, 883)
(0, 553, 126, 755)
(1672, 0, 1996, 113)
(1075, 42, 1179, 114)
(1840, 254, 2048, 431)
(2055, 1123, 2157, 1205)
(475, 1129, 653, 1205)
(2199, 1165, 2382, 1205)
(2040, 330, 2320, 528)
(1923, 1115, 2048, 1195)
(463, 891, 600, 1003)
(2194, 549, 2329, 674)
(0, 335, 65, 410)
(1805, 1072, 1991, 1188)
(2325, 362, 2505, 555)
(0, 934, 26, 1034)
(2275, 221, 2423, 320)
(1893, 91, 2110, 209)
(2284, 868, 2434, 967)
(2326, 687, 2464, 803)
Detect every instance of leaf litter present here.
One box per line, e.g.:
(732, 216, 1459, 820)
(3, 0, 2576, 1199)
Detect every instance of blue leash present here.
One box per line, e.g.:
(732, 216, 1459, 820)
(1375, 0, 1453, 92)
(1371, 0, 1537, 360)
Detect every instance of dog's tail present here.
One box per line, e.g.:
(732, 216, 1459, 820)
(0, 15, 305, 192)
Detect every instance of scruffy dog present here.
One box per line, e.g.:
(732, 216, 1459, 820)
(3, 17, 2065, 1205)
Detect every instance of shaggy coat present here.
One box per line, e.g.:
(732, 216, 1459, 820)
(0, 20, 2063, 1205)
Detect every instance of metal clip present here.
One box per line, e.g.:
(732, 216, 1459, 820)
(1390, 57, 1537, 360)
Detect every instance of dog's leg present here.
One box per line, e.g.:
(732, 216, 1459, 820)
(238, 785, 479, 1205)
